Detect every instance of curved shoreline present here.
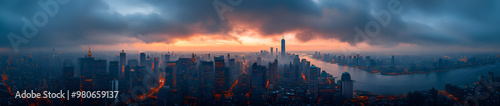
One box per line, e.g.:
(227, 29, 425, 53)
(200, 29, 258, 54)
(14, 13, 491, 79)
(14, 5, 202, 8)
(313, 57, 498, 76)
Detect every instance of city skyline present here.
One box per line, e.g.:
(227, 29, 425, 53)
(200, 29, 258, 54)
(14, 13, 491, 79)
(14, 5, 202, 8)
(1, 1, 500, 105)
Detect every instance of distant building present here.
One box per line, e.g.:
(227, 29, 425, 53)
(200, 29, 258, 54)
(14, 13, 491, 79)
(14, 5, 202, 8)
(281, 35, 286, 56)
(270, 47, 274, 56)
(391, 55, 395, 66)
(257, 57, 262, 65)
(140, 53, 146, 66)
(165, 53, 171, 63)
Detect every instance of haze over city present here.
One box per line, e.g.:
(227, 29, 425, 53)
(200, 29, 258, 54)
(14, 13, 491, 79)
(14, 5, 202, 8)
(1, 0, 500, 106)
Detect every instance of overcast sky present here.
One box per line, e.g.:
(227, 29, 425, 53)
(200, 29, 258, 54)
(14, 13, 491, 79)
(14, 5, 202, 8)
(1, 0, 499, 54)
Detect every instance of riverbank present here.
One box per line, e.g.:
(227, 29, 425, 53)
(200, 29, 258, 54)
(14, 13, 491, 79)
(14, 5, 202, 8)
(315, 57, 497, 76)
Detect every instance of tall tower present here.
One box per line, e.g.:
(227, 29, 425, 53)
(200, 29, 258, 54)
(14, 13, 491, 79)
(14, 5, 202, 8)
(214, 56, 226, 99)
(281, 35, 285, 56)
(87, 45, 92, 57)
(309, 65, 320, 103)
(140, 53, 146, 66)
(119, 50, 126, 75)
(270, 47, 274, 56)
(276, 48, 278, 55)
(341, 72, 354, 99)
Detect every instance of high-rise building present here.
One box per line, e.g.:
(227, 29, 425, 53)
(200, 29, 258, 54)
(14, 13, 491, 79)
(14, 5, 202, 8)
(153, 57, 159, 70)
(178, 58, 196, 76)
(214, 56, 226, 99)
(270, 47, 274, 56)
(119, 50, 127, 76)
(250, 62, 266, 106)
(341, 72, 354, 99)
(120, 66, 131, 94)
(145, 55, 152, 67)
(177, 57, 196, 97)
(165, 67, 174, 88)
(228, 58, 236, 84)
(276, 48, 278, 54)
(281, 35, 285, 56)
(268, 59, 278, 90)
(109, 61, 119, 80)
(293, 55, 300, 65)
(200, 61, 214, 105)
(63, 66, 74, 90)
(78, 53, 94, 91)
(166, 61, 177, 87)
(140, 53, 146, 66)
(309, 65, 320, 103)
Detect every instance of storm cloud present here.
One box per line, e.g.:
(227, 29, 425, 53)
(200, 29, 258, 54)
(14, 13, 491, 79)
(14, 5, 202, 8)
(1, 0, 499, 52)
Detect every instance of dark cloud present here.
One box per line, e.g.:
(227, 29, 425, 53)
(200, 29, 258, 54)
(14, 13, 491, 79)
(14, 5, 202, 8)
(1, 0, 499, 53)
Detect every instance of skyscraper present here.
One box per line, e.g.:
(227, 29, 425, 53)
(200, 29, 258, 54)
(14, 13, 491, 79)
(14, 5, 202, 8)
(276, 48, 278, 55)
(214, 55, 226, 99)
(228, 58, 236, 84)
(140, 53, 146, 67)
(268, 59, 278, 90)
(63, 66, 74, 90)
(153, 57, 159, 70)
(201, 61, 214, 105)
(341, 72, 354, 99)
(79, 52, 94, 90)
(178, 58, 196, 76)
(119, 50, 126, 76)
(109, 61, 119, 80)
(250, 62, 266, 106)
(270, 47, 273, 56)
(309, 65, 320, 103)
(166, 61, 176, 87)
(281, 35, 285, 56)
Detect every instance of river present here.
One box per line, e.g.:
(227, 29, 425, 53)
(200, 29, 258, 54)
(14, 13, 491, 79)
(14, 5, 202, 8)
(299, 54, 500, 94)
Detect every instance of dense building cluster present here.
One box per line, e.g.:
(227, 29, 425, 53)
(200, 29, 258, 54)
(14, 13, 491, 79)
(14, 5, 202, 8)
(0, 40, 499, 105)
